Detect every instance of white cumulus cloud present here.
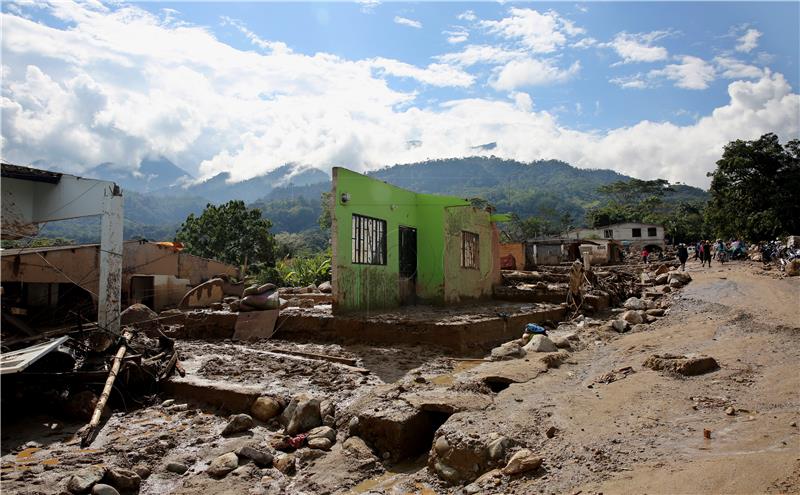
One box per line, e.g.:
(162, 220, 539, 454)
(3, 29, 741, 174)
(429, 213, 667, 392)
(649, 55, 716, 90)
(605, 30, 672, 64)
(394, 16, 422, 29)
(490, 58, 581, 90)
(736, 28, 761, 53)
(479, 7, 584, 53)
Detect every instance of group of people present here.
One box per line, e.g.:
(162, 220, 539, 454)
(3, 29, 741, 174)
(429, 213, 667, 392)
(635, 239, 746, 272)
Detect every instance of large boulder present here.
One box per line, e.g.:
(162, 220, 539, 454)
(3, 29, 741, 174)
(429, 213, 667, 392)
(241, 290, 280, 310)
(120, 304, 159, 335)
(490, 341, 526, 361)
(280, 394, 322, 435)
(522, 335, 557, 353)
(251, 397, 283, 422)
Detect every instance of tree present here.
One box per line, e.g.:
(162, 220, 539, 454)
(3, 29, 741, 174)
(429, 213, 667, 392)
(706, 133, 800, 240)
(175, 200, 276, 269)
(587, 178, 675, 227)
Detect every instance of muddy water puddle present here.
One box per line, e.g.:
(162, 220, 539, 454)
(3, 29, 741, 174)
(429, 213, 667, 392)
(347, 460, 433, 494)
(429, 360, 484, 386)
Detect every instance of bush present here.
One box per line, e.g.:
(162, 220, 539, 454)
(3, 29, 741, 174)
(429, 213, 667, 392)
(257, 252, 331, 287)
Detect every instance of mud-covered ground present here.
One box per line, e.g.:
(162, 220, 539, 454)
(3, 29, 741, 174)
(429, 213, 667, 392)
(2, 261, 798, 494)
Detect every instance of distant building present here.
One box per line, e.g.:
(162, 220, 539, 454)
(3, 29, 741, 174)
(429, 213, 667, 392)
(330, 167, 506, 313)
(1, 240, 238, 326)
(566, 222, 665, 252)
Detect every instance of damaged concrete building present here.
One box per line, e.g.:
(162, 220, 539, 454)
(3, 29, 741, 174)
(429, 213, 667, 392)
(330, 167, 505, 313)
(1, 240, 239, 326)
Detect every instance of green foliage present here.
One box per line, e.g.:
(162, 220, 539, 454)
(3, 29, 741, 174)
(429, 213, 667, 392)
(706, 133, 800, 240)
(318, 191, 333, 230)
(257, 252, 331, 287)
(175, 200, 276, 267)
(250, 196, 321, 233)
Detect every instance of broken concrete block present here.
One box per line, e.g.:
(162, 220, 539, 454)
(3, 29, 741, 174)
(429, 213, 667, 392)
(643, 354, 719, 376)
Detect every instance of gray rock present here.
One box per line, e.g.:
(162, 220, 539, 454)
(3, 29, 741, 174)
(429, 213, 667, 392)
(307, 438, 333, 450)
(623, 297, 647, 310)
(646, 308, 665, 317)
(490, 341, 526, 360)
(236, 445, 273, 467)
(486, 435, 509, 461)
(67, 466, 106, 493)
(251, 397, 282, 422)
(221, 414, 255, 436)
(318, 281, 332, 293)
(668, 272, 692, 284)
(655, 273, 670, 285)
(165, 462, 189, 475)
(160, 399, 175, 408)
(434, 436, 450, 456)
(522, 335, 557, 353)
(104, 467, 141, 492)
(281, 395, 322, 435)
(91, 484, 119, 495)
(621, 310, 643, 325)
(206, 452, 239, 478)
(132, 464, 151, 479)
(550, 335, 572, 349)
(611, 319, 629, 333)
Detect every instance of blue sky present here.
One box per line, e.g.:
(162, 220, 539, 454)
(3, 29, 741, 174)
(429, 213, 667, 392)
(1, 1, 798, 187)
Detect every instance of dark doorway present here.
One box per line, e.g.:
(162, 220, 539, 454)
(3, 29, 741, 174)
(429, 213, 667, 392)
(130, 276, 155, 310)
(399, 226, 417, 305)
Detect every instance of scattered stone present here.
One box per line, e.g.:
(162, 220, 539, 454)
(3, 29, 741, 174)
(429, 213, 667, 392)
(269, 434, 291, 451)
(486, 434, 510, 461)
(308, 438, 333, 450)
(644, 315, 657, 324)
(251, 397, 282, 422)
(342, 436, 375, 458)
(104, 467, 141, 492)
(790, 421, 797, 427)
(273, 453, 296, 475)
(550, 335, 572, 349)
(621, 310, 643, 325)
(207, 452, 239, 478)
(281, 395, 323, 435)
(160, 399, 175, 408)
(491, 341, 526, 360)
(221, 414, 255, 436)
(522, 335, 557, 353)
(502, 449, 542, 475)
(655, 273, 670, 285)
(165, 462, 188, 475)
(609, 319, 629, 333)
(67, 466, 106, 494)
(132, 464, 151, 480)
(725, 407, 735, 416)
(545, 426, 557, 439)
(308, 426, 336, 443)
(236, 445, 273, 467)
(474, 468, 503, 486)
(623, 297, 648, 310)
(668, 272, 692, 285)
(643, 354, 719, 376)
(91, 484, 119, 495)
(646, 308, 665, 317)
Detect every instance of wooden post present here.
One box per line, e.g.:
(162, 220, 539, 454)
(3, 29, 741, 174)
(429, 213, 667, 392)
(80, 329, 132, 447)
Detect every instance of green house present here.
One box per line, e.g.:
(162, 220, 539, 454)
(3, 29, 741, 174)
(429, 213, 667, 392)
(331, 167, 504, 313)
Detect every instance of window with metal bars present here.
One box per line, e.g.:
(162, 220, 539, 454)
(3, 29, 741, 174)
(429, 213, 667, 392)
(351, 214, 387, 265)
(461, 231, 479, 269)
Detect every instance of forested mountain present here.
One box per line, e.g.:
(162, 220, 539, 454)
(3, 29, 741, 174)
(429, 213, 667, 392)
(31, 157, 708, 244)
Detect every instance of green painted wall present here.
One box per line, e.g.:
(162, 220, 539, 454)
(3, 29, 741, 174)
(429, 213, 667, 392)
(332, 167, 483, 313)
(443, 206, 501, 303)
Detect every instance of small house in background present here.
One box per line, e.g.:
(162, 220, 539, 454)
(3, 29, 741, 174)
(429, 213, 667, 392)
(566, 222, 665, 253)
(524, 238, 587, 267)
(330, 167, 504, 313)
(1, 240, 238, 327)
